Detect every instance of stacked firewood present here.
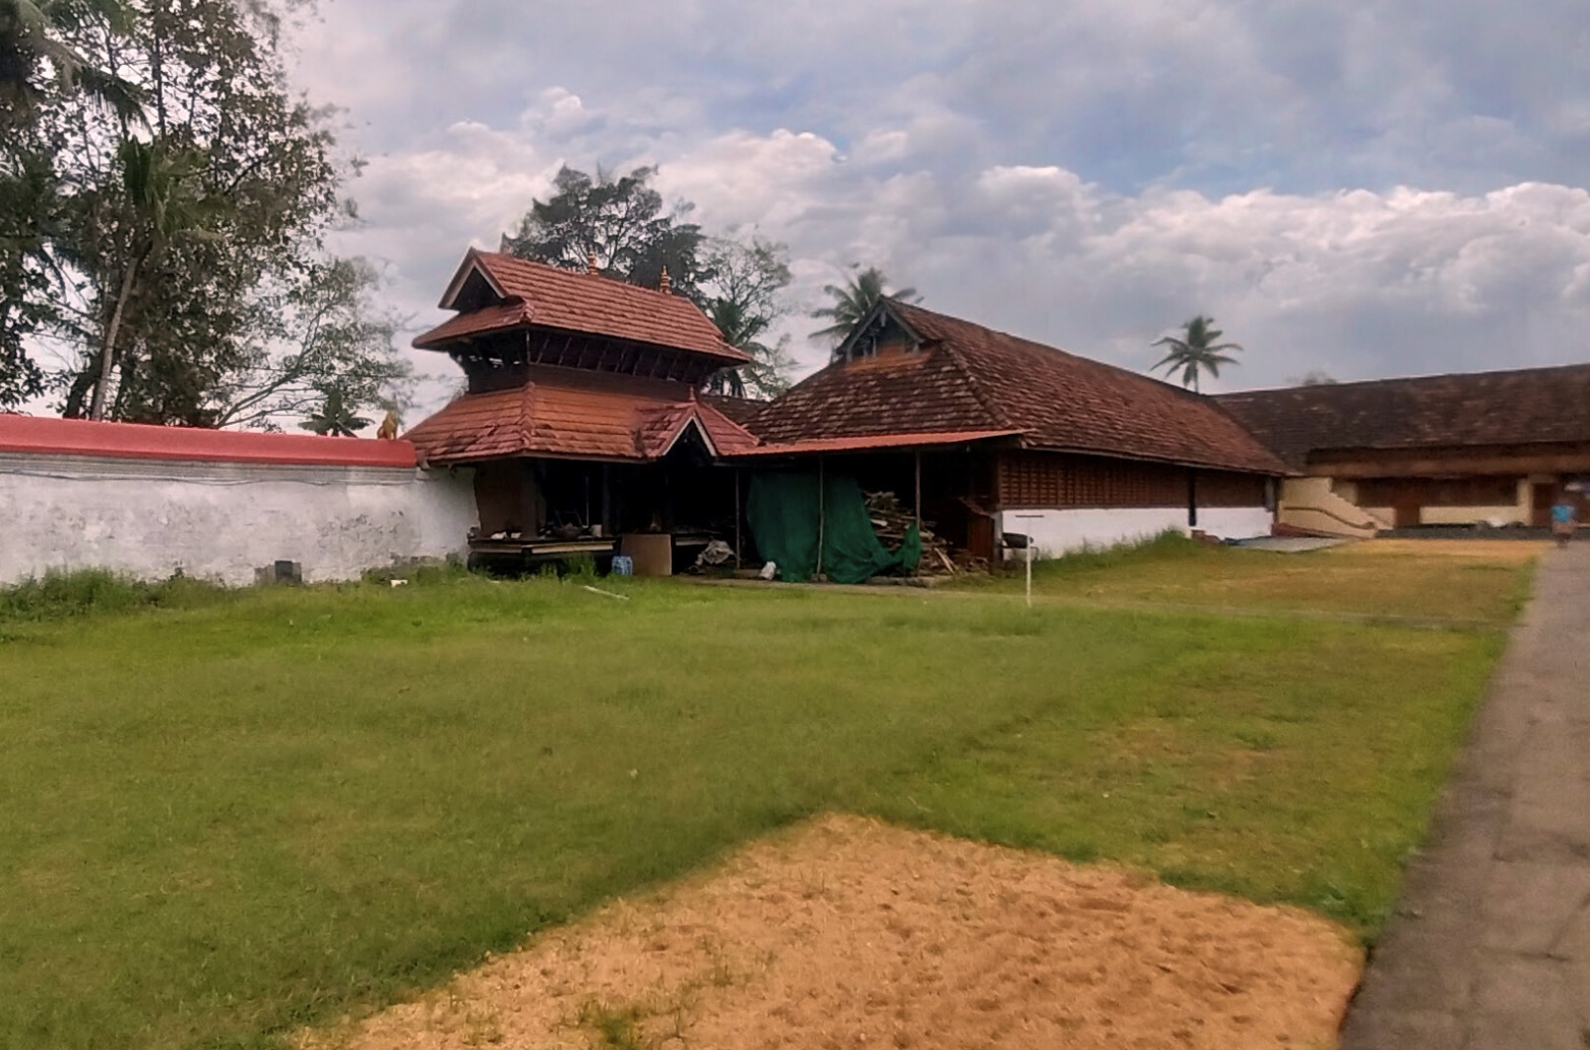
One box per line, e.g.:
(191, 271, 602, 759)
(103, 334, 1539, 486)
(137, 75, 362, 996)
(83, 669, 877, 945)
(864, 490, 971, 575)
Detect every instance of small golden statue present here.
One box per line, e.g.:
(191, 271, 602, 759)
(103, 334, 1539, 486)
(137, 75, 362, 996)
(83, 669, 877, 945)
(377, 409, 400, 440)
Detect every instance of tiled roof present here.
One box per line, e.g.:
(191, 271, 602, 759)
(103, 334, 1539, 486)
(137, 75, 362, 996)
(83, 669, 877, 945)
(413, 250, 748, 365)
(731, 429, 1023, 457)
(1215, 363, 1590, 470)
(747, 303, 1287, 475)
(403, 366, 757, 465)
(0, 413, 417, 468)
(700, 395, 768, 426)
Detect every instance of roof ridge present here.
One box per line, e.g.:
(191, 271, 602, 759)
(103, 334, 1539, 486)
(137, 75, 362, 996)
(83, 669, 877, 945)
(1216, 359, 1590, 399)
(479, 251, 685, 303)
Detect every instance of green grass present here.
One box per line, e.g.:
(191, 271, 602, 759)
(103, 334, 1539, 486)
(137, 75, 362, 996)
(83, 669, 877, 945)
(963, 533, 1536, 623)
(0, 551, 1528, 1050)
(0, 568, 232, 627)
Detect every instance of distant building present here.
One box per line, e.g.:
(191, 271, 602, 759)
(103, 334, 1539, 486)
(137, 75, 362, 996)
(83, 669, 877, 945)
(735, 300, 1285, 560)
(1217, 365, 1590, 536)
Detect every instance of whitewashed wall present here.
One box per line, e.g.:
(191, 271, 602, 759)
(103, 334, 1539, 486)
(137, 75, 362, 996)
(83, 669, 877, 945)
(0, 453, 478, 586)
(996, 506, 1273, 558)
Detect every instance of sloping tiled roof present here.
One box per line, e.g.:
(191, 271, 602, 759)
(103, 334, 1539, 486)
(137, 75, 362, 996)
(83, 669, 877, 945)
(731, 429, 1023, 457)
(1215, 363, 1590, 470)
(403, 366, 757, 465)
(700, 395, 768, 426)
(0, 413, 417, 468)
(748, 303, 1287, 475)
(413, 250, 748, 365)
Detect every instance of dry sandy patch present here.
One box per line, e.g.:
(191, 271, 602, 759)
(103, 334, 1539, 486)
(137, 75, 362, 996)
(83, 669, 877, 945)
(1344, 538, 1549, 562)
(304, 815, 1361, 1050)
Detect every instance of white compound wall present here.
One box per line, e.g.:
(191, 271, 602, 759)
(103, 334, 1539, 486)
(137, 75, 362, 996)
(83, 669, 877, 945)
(0, 453, 478, 586)
(995, 506, 1273, 558)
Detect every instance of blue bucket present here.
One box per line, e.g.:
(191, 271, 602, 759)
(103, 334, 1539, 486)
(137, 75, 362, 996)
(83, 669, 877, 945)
(610, 555, 634, 577)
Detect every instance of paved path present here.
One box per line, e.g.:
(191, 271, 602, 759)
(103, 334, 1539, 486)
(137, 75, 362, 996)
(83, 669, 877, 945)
(1341, 543, 1590, 1050)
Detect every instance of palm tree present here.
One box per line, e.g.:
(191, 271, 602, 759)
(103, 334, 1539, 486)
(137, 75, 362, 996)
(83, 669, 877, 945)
(1151, 315, 1243, 393)
(1, 0, 141, 128)
(299, 387, 371, 437)
(810, 266, 916, 347)
(709, 299, 788, 397)
(88, 137, 217, 419)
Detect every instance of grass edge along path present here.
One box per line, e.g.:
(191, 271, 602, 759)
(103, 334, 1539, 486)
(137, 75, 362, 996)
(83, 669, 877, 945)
(0, 547, 1528, 1050)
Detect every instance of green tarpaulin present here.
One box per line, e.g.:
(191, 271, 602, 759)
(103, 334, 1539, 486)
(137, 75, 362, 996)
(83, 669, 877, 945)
(745, 471, 922, 583)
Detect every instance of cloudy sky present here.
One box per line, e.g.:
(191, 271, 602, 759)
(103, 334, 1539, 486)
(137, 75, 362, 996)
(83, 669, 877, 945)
(287, 0, 1590, 408)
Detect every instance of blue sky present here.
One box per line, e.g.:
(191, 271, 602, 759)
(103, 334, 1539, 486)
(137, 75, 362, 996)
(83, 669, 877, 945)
(287, 0, 1590, 408)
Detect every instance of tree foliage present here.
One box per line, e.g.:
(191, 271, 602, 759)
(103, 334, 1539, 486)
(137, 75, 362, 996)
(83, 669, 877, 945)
(503, 165, 705, 298)
(1151, 315, 1243, 393)
(506, 165, 794, 398)
(0, 0, 408, 428)
(699, 235, 793, 398)
(810, 266, 917, 354)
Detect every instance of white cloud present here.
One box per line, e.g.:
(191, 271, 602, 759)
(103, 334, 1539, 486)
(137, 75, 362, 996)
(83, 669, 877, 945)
(281, 0, 1590, 418)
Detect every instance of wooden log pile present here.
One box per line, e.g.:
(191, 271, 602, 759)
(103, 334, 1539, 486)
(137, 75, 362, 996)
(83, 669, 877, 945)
(864, 490, 986, 576)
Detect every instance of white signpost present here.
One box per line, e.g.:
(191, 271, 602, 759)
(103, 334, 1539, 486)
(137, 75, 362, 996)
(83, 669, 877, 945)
(1010, 512, 1044, 608)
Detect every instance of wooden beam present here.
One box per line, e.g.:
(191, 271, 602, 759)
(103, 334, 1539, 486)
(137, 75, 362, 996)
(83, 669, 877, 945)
(1317, 451, 1590, 479)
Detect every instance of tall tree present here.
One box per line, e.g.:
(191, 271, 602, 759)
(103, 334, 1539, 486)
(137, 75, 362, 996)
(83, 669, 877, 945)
(503, 165, 706, 298)
(505, 166, 796, 397)
(85, 136, 217, 418)
(699, 235, 793, 399)
(1151, 315, 1243, 393)
(0, 0, 140, 127)
(810, 266, 917, 353)
(1, 0, 407, 426)
(1, 0, 139, 409)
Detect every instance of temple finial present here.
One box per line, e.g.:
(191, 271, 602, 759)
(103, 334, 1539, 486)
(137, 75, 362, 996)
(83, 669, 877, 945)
(660, 265, 671, 295)
(587, 251, 599, 275)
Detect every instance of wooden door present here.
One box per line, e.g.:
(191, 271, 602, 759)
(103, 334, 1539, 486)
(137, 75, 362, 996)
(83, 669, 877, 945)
(1532, 481, 1558, 528)
(1393, 489, 1422, 528)
(966, 516, 995, 563)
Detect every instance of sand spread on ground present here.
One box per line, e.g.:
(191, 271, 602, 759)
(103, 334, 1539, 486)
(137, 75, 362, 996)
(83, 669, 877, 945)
(303, 815, 1362, 1050)
(1344, 538, 1549, 562)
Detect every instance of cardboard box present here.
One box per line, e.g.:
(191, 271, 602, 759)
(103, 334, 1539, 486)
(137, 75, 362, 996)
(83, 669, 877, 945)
(620, 533, 672, 577)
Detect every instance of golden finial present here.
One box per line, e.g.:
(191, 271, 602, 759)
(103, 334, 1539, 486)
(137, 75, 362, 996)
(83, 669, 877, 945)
(660, 265, 671, 295)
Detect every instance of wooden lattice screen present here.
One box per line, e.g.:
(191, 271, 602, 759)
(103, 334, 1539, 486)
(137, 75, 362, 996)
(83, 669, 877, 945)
(997, 451, 1265, 509)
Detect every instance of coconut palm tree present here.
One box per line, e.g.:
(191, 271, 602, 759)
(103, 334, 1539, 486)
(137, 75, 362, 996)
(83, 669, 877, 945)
(0, 0, 141, 127)
(702, 296, 796, 398)
(1152, 315, 1243, 393)
(87, 137, 218, 419)
(299, 387, 371, 437)
(810, 266, 916, 347)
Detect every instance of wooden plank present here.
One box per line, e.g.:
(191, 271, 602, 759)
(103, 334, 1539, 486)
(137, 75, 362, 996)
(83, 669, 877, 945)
(1317, 451, 1590, 478)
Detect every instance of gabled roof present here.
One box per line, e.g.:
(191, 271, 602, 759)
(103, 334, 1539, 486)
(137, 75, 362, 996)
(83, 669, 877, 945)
(731, 429, 1023, 457)
(747, 302, 1287, 475)
(0, 413, 417, 468)
(413, 250, 748, 366)
(402, 366, 757, 466)
(1215, 363, 1590, 470)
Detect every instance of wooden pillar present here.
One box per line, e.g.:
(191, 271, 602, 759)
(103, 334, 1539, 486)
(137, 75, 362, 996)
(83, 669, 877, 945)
(816, 456, 826, 579)
(600, 464, 612, 535)
(914, 451, 922, 530)
(734, 468, 742, 570)
(1188, 468, 1199, 529)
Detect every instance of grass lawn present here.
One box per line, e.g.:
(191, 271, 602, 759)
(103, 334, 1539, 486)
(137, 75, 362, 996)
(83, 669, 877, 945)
(957, 534, 1539, 623)
(0, 543, 1532, 1050)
